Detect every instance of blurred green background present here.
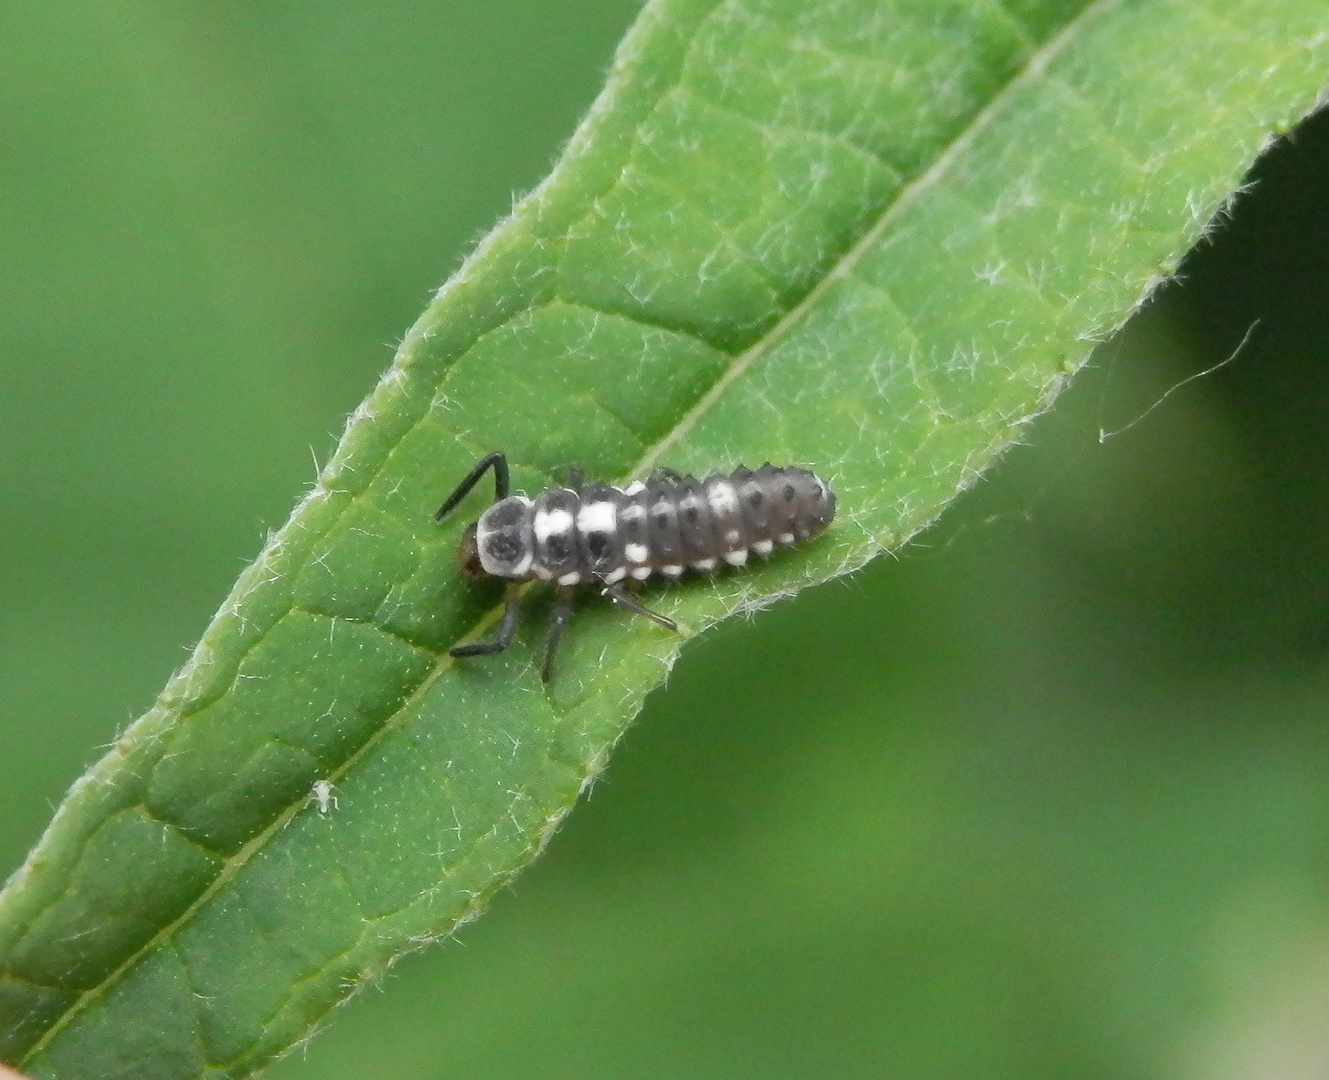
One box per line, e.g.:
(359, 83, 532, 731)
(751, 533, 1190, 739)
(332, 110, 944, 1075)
(4, 3, 1329, 1078)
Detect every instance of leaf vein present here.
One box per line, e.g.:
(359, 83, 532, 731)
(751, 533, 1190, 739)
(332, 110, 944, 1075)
(636, 0, 1126, 473)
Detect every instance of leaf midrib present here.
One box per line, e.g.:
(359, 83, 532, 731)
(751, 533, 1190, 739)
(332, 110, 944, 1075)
(19, 0, 1116, 1065)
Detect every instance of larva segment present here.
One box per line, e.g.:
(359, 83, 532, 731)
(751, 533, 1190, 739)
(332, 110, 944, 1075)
(734, 465, 773, 554)
(576, 484, 627, 582)
(531, 487, 581, 584)
(768, 465, 833, 546)
(675, 477, 716, 572)
(703, 473, 746, 567)
(614, 481, 652, 581)
(645, 475, 686, 579)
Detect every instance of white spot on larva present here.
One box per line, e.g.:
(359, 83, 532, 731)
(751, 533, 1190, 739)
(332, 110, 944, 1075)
(620, 504, 646, 523)
(778, 533, 795, 545)
(310, 780, 338, 815)
(725, 529, 741, 544)
(706, 481, 738, 516)
(624, 542, 649, 563)
(662, 565, 683, 577)
(603, 567, 627, 584)
(534, 508, 574, 543)
(631, 566, 652, 580)
(723, 549, 748, 567)
(576, 501, 616, 534)
(753, 540, 774, 556)
(679, 494, 702, 514)
(557, 571, 582, 586)
(509, 551, 533, 577)
(534, 565, 555, 581)
(691, 558, 717, 572)
(623, 481, 646, 496)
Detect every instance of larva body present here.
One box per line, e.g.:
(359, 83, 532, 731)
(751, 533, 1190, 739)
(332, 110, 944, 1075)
(474, 464, 835, 585)
(436, 453, 835, 680)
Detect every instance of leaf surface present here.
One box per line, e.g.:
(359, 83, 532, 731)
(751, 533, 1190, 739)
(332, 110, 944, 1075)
(1, 0, 1325, 1075)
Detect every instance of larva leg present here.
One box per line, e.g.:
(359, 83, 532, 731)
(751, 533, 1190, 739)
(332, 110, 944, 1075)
(648, 466, 683, 484)
(436, 451, 509, 520)
(450, 582, 522, 658)
(541, 585, 576, 683)
(600, 580, 678, 632)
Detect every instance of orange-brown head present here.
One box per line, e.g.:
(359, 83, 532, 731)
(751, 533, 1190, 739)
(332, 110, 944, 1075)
(457, 522, 489, 579)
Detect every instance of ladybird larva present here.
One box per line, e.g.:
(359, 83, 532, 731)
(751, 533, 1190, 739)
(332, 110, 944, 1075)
(436, 452, 835, 681)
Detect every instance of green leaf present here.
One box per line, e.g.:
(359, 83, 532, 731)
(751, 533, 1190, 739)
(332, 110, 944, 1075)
(1, 0, 1324, 1075)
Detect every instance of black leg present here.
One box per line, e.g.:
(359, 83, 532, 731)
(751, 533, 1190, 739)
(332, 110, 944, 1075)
(600, 580, 678, 632)
(648, 466, 683, 484)
(567, 466, 584, 493)
(450, 583, 522, 658)
(541, 585, 576, 683)
(435, 451, 510, 520)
